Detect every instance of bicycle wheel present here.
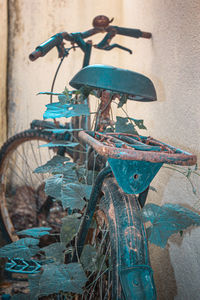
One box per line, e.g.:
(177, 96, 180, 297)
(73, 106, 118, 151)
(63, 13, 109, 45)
(0, 129, 71, 242)
(72, 177, 156, 299)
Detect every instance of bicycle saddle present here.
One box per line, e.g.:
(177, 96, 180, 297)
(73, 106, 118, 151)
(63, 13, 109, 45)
(69, 64, 157, 102)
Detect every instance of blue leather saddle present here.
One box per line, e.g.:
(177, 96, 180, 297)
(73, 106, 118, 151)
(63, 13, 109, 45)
(69, 64, 156, 102)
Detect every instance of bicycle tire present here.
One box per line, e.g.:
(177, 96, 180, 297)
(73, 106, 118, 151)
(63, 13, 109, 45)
(73, 177, 156, 299)
(0, 129, 71, 243)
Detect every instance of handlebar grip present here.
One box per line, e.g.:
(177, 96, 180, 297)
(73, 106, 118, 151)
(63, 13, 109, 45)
(113, 26, 151, 39)
(141, 31, 152, 39)
(29, 32, 69, 61)
(29, 49, 42, 61)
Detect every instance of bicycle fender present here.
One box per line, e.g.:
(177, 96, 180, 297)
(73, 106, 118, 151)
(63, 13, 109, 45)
(120, 265, 157, 300)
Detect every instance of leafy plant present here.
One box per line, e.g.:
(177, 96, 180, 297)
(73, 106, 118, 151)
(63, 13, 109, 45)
(0, 238, 40, 260)
(1, 86, 200, 299)
(142, 203, 200, 248)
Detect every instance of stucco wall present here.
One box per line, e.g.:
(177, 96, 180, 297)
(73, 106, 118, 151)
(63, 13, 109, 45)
(0, 0, 8, 145)
(7, 1, 200, 299)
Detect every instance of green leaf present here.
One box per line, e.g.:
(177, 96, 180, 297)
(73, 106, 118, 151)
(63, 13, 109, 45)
(80, 244, 97, 272)
(81, 244, 107, 273)
(40, 141, 79, 148)
(45, 174, 63, 199)
(45, 166, 78, 199)
(18, 227, 52, 238)
(43, 102, 90, 119)
(58, 94, 72, 105)
(118, 94, 128, 108)
(0, 238, 39, 259)
(75, 167, 98, 185)
(129, 118, 147, 130)
(11, 294, 32, 300)
(115, 116, 138, 134)
(142, 203, 200, 248)
(29, 263, 87, 297)
(62, 168, 78, 183)
(79, 86, 93, 98)
(61, 183, 92, 210)
(34, 155, 70, 174)
(44, 128, 83, 133)
(42, 242, 66, 263)
(60, 214, 81, 244)
(149, 186, 157, 192)
(38, 91, 63, 96)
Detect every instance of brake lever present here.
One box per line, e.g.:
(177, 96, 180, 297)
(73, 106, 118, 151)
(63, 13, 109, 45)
(56, 42, 69, 58)
(95, 43, 132, 54)
(94, 30, 132, 54)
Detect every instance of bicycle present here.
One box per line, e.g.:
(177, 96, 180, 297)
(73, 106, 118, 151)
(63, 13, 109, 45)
(0, 15, 198, 300)
(0, 15, 152, 243)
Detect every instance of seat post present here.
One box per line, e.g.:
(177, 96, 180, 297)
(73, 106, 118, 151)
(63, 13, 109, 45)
(97, 90, 113, 132)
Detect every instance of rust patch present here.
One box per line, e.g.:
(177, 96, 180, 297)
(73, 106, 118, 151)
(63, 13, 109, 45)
(79, 131, 197, 166)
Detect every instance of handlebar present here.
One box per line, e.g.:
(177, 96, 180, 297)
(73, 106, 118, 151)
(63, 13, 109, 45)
(29, 32, 72, 61)
(29, 15, 152, 62)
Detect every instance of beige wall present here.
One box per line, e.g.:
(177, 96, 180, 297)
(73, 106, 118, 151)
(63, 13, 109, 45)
(0, 0, 8, 146)
(7, 1, 200, 299)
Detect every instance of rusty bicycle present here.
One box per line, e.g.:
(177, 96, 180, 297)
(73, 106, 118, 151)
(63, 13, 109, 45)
(0, 16, 198, 300)
(0, 15, 152, 243)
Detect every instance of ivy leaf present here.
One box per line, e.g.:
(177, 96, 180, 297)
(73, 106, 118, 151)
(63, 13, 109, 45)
(38, 92, 63, 96)
(75, 167, 98, 185)
(58, 93, 73, 105)
(79, 86, 93, 98)
(142, 203, 200, 248)
(34, 155, 71, 174)
(61, 183, 92, 210)
(40, 141, 79, 148)
(11, 294, 32, 300)
(29, 263, 87, 297)
(45, 167, 78, 200)
(58, 94, 68, 104)
(18, 227, 52, 238)
(0, 238, 39, 259)
(149, 186, 157, 192)
(129, 118, 147, 130)
(118, 94, 128, 108)
(44, 128, 83, 133)
(76, 168, 98, 185)
(63, 86, 73, 96)
(115, 116, 138, 135)
(42, 242, 66, 263)
(60, 214, 81, 244)
(62, 168, 78, 183)
(43, 102, 90, 119)
(81, 244, 97, 272)
(81, 244, 107, 273)
(45, 174, 63, 199)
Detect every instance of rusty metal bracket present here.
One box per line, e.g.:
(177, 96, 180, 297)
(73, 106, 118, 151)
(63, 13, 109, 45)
(108, 158, 162, 194)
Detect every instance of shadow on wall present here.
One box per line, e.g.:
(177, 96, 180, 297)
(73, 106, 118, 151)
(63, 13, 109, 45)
(149, 243, 177, 300)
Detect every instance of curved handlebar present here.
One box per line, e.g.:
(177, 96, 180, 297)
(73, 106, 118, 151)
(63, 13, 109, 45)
(29, 15, 152, 61)
(29, 32, 72, 61)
